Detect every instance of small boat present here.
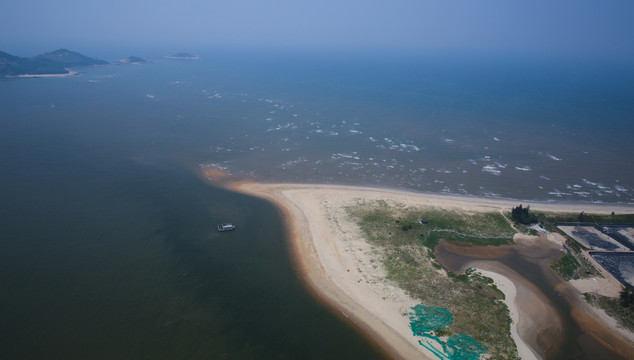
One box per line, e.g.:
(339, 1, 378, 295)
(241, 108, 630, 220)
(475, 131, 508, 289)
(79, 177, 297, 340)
(217, 223, 236, 232)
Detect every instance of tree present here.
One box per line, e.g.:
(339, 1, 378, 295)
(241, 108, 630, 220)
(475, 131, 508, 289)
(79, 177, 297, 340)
(619, 287, 634, 310)
(511, 204, 538, 225)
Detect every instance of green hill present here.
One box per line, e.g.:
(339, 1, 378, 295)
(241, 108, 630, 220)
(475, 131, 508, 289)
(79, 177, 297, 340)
(34, 49, 108, 67)
(0, 49, 108, 77)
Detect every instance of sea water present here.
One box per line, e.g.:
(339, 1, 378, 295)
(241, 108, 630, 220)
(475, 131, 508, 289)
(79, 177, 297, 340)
(1, 51, 632, 358)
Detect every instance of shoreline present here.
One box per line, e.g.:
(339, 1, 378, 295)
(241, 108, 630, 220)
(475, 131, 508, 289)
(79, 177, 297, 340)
(230, 182, 428, 359)
(227, 181, 634, 359)
(233, 182, 634, 215)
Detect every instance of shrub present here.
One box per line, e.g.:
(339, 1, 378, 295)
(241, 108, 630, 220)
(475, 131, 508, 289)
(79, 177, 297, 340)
(511, 204, 538, 225)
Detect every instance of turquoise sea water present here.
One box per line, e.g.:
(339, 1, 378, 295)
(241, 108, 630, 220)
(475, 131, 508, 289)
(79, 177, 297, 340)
(1, 52, 632, 358)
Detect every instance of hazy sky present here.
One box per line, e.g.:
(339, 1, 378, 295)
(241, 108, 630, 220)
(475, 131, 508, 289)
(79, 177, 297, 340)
(1, 0, 633, 60)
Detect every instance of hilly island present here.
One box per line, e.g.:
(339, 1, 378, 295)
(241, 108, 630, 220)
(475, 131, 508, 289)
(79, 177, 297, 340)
(0, 49, 107, 77)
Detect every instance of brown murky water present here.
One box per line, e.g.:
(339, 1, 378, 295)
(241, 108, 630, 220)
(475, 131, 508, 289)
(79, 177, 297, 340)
(435, 237, 632, 360)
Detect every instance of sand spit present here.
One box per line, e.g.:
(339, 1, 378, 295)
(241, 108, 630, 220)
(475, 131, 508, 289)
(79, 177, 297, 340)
(14, 69, 78, 78)
(228, 182, 634, 359)
(473, 268, 540, 360)
(201, 164, 229, 179)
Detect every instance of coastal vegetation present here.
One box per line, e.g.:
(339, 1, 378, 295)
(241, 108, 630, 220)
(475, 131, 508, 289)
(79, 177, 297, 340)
(550, 237, 600, 280)
(619, 287, 634, 309)
(537, 212, 634, 231)
(550, 252, 582, 280)
(347, 200, 519, 360)
(347, 199, 634, 357)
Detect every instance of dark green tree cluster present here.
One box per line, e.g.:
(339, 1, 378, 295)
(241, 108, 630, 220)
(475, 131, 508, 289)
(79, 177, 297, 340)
(511, 204, 538, 225)
(619, 287, 634, 310)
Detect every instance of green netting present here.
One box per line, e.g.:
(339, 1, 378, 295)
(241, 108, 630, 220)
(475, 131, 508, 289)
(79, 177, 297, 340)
(408, 305, 487, 360)
(446, 334, 488, 360)
(409, 305, 453, 335)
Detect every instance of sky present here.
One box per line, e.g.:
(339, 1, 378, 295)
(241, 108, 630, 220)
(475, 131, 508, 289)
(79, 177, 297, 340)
(1, 0, 634, 61)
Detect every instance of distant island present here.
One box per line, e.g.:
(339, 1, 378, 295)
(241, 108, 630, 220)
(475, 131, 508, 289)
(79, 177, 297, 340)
(163, 53, 200, 60)
(119, 56, 147, 64)
(0, 49, 107, 77)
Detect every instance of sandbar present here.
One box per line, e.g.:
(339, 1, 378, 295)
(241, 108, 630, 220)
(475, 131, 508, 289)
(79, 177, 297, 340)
(228, 182, 634, 359)
(14, 69, 78, 78)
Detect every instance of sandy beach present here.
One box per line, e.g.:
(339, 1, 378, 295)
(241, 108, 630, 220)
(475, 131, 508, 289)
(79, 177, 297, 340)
(228, 182, 634, 359)
(14, 69, 78, 78)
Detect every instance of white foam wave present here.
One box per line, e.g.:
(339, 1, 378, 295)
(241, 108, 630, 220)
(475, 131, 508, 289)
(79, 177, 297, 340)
(582, 178, 597, 186)
(548, 189, 569, 197)
(546, 153, 562, 161)
(280, 157, 307, 169)
(331, 153, 361, 160)
(400, 144, 420, 151)
(482, 165, 501, 176)
(267, 123, 297, 132)
(482, 191, 501, 197)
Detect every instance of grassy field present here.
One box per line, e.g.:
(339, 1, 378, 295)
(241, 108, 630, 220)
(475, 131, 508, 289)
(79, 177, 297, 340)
(536, 212, 634, 231)
(550, 237, 601, 280)
(584, 293, 634, 332)
(347, 200, 519, 360)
